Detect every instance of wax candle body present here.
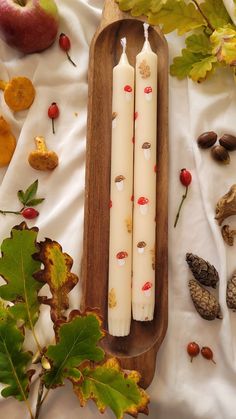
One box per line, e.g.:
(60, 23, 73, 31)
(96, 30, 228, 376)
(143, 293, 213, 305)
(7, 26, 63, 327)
(108, 41, 134, 336)
(132, 32, 158, 321)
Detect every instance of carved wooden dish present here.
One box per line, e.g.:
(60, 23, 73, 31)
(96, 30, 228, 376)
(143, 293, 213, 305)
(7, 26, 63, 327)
(81, 0, 168, 389)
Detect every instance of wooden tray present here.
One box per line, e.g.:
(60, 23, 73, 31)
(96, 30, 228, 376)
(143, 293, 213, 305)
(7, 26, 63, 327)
(81, 0, 168, 389)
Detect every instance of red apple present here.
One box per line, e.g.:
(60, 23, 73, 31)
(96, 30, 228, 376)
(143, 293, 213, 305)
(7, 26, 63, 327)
(0, 0, 59, 54)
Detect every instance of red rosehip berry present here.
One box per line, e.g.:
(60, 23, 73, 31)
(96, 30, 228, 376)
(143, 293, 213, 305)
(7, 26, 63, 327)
(48, 102, 59, 134)
(21, 208, 39, 219)
(201, 347, 216, 364)
(174, 168, 192, 228)
(187, 342, 200, 362)
(59, 33, 77, 67)
(180, 168, 192, 187)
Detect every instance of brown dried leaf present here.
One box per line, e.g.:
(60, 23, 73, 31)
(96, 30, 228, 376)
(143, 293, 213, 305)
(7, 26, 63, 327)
(33, 239, 79, 324)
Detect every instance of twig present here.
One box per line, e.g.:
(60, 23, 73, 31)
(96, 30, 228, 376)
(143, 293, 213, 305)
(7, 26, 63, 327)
(192, 0, 215, 32)
(35, 377, 45, 419)
(174, 186, 188, 228)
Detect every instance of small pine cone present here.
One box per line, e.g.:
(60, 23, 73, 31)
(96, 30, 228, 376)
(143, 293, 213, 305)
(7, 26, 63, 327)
(226, 271, 236, 311)
(189, 279, 222, 320)
(186, 253, 219, 288)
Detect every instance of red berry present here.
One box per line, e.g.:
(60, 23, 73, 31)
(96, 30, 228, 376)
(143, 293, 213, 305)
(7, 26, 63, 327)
(21, 208, 39, 220)
(180, 168, 192, 187)
(187, 342, 200, 362)
(59, 33, 71, 52)
(59, 33, 77, 67)
(48, 102, 59, 134)
(48, 102, 59, 119)
(201, 347, 216, 364)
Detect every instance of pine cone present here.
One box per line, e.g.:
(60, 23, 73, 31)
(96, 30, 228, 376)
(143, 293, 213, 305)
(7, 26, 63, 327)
(186, 253, 219, 288)
(189, 279, 222, 320)
(226, 271, 236, 311)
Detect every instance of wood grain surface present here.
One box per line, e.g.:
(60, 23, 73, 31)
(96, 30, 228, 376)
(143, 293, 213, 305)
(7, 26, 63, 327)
(81, 0, 168, 389)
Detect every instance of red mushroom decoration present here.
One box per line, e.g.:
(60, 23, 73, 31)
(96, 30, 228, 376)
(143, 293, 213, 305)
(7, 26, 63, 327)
(144, 86, 153, 101)
(116, 251, 128, 266)
(124, 85, 133, 101)
(137, 196, 149, 215)
(142, 281, 153, 297)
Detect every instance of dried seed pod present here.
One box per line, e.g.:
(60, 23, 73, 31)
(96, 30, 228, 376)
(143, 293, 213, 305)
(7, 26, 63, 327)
(197, 131, 217, 149)
(226, 271, 236, 311)
(186, 253, 219, 288)
(215, 184, 236, 225)
(211, 145, 230, 165)
(221, 225, 236, 246)
(189, 279, 222, 320)
(219, 134, 236, 151)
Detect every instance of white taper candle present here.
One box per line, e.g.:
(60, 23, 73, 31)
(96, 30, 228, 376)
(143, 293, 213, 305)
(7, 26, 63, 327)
(132, 24, 158, 321)
(108, 38, 134, 336)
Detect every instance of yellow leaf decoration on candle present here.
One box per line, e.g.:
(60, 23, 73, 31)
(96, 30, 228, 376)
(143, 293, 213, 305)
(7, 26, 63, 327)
(108, 288, 117, 309)
(139, 59, 151, 79)
(125, 217, 132, 234)
(112, 112, 118, 129)
(150, 247, 156, 271)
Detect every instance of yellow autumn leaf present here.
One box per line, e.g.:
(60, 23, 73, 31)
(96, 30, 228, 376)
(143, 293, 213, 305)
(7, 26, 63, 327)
(211, 26, 236, 65)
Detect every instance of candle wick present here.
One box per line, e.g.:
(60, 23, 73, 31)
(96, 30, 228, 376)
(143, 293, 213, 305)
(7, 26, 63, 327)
(120, 37, 127, 54)
(143, 22, 149, 42)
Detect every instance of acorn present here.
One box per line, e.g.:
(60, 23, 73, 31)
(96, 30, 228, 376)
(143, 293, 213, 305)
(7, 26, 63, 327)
(219, 134, 236, 151)
(226, 270, 236, 311)
(189, 278, 222, 320)
(197, 131, 217, 149)
(211, 145, 230, 165)
(186, 253, 219, 288)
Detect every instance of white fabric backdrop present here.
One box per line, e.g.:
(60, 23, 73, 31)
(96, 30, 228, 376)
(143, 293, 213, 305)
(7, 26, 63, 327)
(1, 0, 236, 418)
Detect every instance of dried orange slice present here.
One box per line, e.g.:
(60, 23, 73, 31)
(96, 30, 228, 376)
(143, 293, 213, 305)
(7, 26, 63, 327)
(0, 116, 16, 167)
(0, 77, 35, 112)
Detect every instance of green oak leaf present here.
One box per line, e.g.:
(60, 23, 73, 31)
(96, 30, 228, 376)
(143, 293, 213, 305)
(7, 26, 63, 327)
(75, 358, 149, 419)
(0, 308, 33, 401)
(34, 238, 79, 324)
(185, 33, 212, 55)
(201, 0, 232, 29)
(170, 48, 217, 81)
(116, 0, 163, 15)
(143, 0, 205, 34)
(170, 49, 206, 79)
(210, 25, 236, 65)
(0, 222, 43, 329)
(189, 55, 217, 81)
(43, 310, 105, 389)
